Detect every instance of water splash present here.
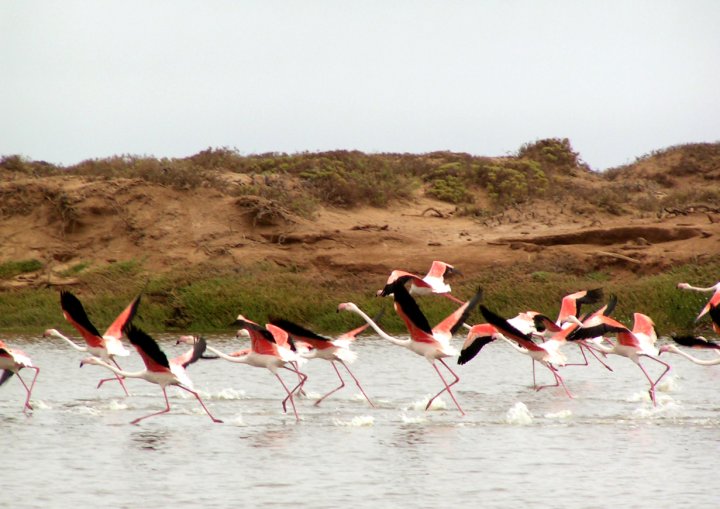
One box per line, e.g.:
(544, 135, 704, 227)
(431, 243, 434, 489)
(505, 402, 534, 425)
(103, 400, 128, 411)
(401, 414, 427, 424)
(408, 394, 447, 411)
(333, 415, 375, 427)
(30, 399, 51, 410)
(214, 388, 247, 400)
(544, 409, 572, 420)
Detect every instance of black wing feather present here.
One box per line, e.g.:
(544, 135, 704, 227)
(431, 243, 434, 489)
(268, 318, 331, 342)
(60, 291, 103, 337)
(449, 287, 483, 335)
(391, 283, 433, 335)
(0, 369, 15, 387)
(671, 334, 720, 350)
(457, 336, 494, 365)
(123, 324, 170, 368)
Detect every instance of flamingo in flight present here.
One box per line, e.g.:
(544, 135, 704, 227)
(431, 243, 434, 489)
(379, 260, 463, 303)
(44, 290, 140, 396)
(339, 282, 483, 415)
(659, 334, 720, 366)
(567, 312, 671, 406)
(677, 280, 720, 323)
(473, 306, 574, 398)
(80, 324, 223, 425)
(0, 340, 40, 414)
(203, 316, 308, 421)
(269, 313, 379, 407)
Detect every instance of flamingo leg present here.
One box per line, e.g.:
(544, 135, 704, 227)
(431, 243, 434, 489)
(275, 372, 301, 421)
(583, 343, 614, 372)
(536, 364, 573, 398)
(339, 360, 375, 408)
(637, 355, 672, 407)
(131, 387, 172, 425)
(426, 359, 464, 416)
(441, 293, 465, 304)
(314, 361, 346, 407)
(290, 360, 307, 397)
(175, 384, 223, 423)
(16, 367, 40, 413)
(531, 358, 538, 389)
(96, 358, 131, 396)
(563, 344, 590, 367)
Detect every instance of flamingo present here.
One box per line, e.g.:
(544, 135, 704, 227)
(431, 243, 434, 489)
(268, 315, 377, 407)
(0, 340, 40, 414)
(475, 306, 574, 398)
(379, 260, 463, 303)
(339, 283, 483, 415)
(677, 281, 720, 323)
(44, 290, 140, 396)
(202, 316, 308, 421)
(567, 312, 671, 406)
(658, 334, 720, 365)
(80, 324, 222, 425)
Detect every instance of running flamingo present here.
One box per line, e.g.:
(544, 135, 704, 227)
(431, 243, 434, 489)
(204, 316, 308, 421)
(269, 315, 376, 407)
(0, 340, 40, 414)
(379, 260, 463, 303)
(44, 290, 140, 396)
(80, 324, 223, 425)
(475, 306, 574, 397)
(339, 283, 483, 415)
(567, 312, 671, 406)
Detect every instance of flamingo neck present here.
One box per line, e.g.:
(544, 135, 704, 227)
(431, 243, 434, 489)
(349, 307, 410, 348)
(666, 345, 720, 365)
(206, 345, 251, 364)
(51, 330, 87, 352)
(87, 358, 146, 379)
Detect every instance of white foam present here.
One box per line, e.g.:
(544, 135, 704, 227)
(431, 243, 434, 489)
(544, 409, 572, 420)
(408, 394, 448, 411)
(505, 402, 534, 425)
(103, 400, 128, 411)
(656, 375, 678, 393)
(333, 415, 375, 427)
(30, 399, 51, 410)
(74, 405, 101, 416)
(401, 414, 427, 424)
(214, 388, 247, 400)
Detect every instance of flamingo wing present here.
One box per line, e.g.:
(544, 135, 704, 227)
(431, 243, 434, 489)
(0, 369, 14, 386)
(123, 324, 171, 372)
(60, 291, 105, 349)
(433, 287, 483, 337)
(382, 281, 435, 342)
(671, 334, 720, 350)
(269, 318, 331, 349)
(480, 305, 542, 351)
(458, 323, 497, 365)
(103, 293, 142, 339)
(173, 336, 209, 368)
(558, 288, 603, 323)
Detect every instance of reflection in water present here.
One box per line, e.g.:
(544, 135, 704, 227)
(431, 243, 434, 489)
(130, 429, 171, 451)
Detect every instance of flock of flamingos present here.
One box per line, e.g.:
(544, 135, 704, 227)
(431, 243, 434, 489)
(2, 261, 720, 424)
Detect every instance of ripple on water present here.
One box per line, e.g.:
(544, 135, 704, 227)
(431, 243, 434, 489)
(505, 402, 534, 425)
(332, 415, 375, 427)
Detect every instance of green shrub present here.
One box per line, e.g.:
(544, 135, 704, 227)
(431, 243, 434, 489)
(0, 259, 43, 279)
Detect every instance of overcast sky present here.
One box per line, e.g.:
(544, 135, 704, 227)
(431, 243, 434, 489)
(2, 1, 719, 170)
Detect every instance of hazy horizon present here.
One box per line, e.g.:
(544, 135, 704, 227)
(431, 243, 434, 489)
(2, 1, 719, 170)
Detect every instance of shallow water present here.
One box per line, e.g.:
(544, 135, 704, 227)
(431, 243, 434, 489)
(3, 334, 720, 508)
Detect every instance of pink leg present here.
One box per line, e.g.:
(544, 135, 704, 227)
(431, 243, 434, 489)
(442, 293, 465, 304)
(426, 359, 464, 415)
(531, 358, 538, 389)
(314, 361, 346, 407)
(176, 384, 223, 423)
(95, 358, 131, 396)
(339, 361, 375, 408)
(275, 372, 300, 421)
(536, 364, 573, 398)
(563, 344, 590, 367)
(637, 355, 672, 407)
(281, 365, 308, 405)
(131, 387, 172, 425)
(16, 367, 40, 413)
(291, 360, 306, 396)
(583, 343, 614, 371)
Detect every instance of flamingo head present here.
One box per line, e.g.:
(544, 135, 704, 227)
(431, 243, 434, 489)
(235, 328, 251, 339)
(43, 328, 60, 338)
(337, 302, 358, 313)
(677, 282, 690, 290)
(176, 334, 200, 345)
(79, 356, 102, 368)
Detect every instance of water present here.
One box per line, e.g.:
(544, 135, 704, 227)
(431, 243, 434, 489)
(3, 334, 720, 508)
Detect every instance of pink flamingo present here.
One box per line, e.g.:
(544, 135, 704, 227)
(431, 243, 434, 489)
(80, 324, 223, 425)
(44, 290, 140, 396)
(0, 340, 40, 414)
(379, 260, 463, 303)
(340, 283, 483, 415)
(474, 306, 574, 398)
(567, 312, 671, 406)
(659, 334, 720, 365)
(202, 316, 308, 421)
(269, 315, 377, 407)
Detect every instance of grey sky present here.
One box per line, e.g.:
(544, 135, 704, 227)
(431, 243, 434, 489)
(2, 1, 719, 170)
